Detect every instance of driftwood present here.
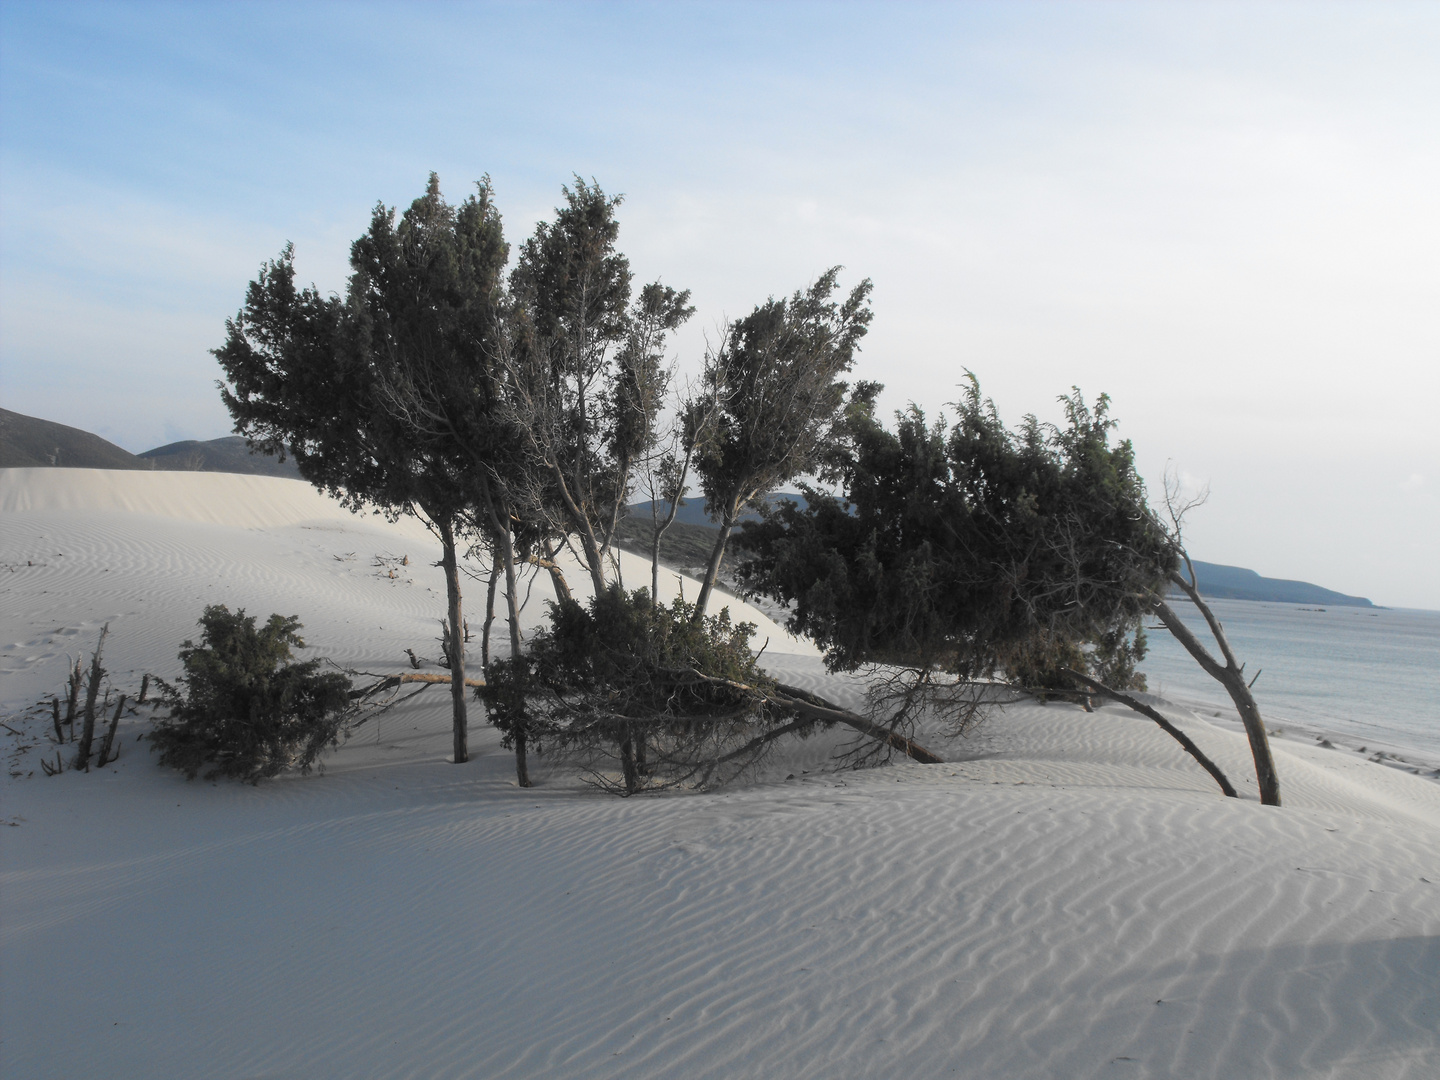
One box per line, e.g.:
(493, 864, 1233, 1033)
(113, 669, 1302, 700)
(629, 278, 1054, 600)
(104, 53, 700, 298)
(348, 672, 486, 699)
(64, 658, 82, 727)
(96, 694, 126, 768)
(1062, 668, 1237, 798)
(73, 624, 108, 771)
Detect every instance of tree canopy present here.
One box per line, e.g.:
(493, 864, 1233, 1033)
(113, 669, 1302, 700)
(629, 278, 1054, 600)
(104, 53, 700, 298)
(689, 268, 874, 615)
(737, 377, 1174, 688)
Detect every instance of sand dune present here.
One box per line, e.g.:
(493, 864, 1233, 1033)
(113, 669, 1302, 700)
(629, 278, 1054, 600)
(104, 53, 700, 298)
(2, 469, 1437, 1079)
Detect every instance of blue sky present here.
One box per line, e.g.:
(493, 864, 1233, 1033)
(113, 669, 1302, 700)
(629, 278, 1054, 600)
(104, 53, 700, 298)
(2, 1, 1437, 607)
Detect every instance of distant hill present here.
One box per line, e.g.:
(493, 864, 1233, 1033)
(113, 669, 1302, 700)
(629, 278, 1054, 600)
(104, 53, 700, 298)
(626, 492, 814, 529)
(1181, 561, 1373, 608)
(138, 436, 299, 478)
(0, 407, 147, 470)
(0, 409, 296, 477)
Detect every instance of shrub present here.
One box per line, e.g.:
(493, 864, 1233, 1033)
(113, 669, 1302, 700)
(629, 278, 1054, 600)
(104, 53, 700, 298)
(496, 586, 778, 793)
(150, 605, 352, 783)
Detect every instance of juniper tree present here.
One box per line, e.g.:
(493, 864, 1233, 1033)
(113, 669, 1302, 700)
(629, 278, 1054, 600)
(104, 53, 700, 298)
(504, 180, 692, 597)
(216, 174, 512, 769)
(690, 268, 873, 618)
(737, 379, 1271, 801)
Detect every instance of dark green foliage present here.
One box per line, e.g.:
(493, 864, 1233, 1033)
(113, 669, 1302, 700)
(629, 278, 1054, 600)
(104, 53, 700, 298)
(738, 377, 1173, 692)
(533, 586, 768, 706)
(149, 606, 352, 783)
(693, 269, 874, 524)
(688, 268, 873, 614)
(216, 173, 517, 767)
(492, 587, 775, 792)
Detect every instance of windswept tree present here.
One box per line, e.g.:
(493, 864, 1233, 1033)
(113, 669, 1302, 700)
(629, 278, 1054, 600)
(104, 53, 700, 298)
(216, 173, 511, 770)
(348, 173, 518, 772)
(738, 379, 1279, 804)
(505, 179, 693, 597)
(690, 268, 873, 617)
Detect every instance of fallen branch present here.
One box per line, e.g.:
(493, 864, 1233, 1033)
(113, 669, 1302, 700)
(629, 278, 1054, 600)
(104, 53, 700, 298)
(769, 681, 945, 765)
(1061, 668, 1237, 798)
(347, 671, 487, 699)
(653, 666, 944, 765)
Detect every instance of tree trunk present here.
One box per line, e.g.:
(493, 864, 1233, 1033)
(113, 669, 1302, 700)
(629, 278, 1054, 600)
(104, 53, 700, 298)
(488, 497, 531, 787)
(635, 727, 649, 774)
(649, 492, 684, 608)
(482, 558, 498, 671)
(438, 518, 468, 765)
(618, 722, 640, 794)
(539, 539, 574, 603)
(693, 513, 737, 619)
(1153, 575, 1280, 806)
(549, 460, 608, 597)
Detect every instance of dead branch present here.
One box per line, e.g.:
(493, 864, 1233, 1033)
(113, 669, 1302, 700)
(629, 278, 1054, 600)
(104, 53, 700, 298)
(96, 694, 126, 768)
(73, 624, 108, 771)
(768, 681, 945, 765)
(651, 665, 943, 765)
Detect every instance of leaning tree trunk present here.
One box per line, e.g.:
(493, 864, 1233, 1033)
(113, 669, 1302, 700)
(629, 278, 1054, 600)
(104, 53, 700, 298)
(539, 539, 574, 603)
(1153, 571, 1281, 806)
(693, 513, 737, 619)
(648, 490, 686, 608)
(438, 517, 468, 765)
(1063, 668, 1237, 798)
(481, 559, 498, 671)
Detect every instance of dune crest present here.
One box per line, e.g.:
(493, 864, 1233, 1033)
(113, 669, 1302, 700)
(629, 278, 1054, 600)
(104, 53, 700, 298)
(2, 468, 1436, 1079)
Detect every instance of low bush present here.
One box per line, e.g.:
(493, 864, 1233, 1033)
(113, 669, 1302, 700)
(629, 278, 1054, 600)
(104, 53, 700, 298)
(496, 586, 778, 793)
(150, 605, 352, 783)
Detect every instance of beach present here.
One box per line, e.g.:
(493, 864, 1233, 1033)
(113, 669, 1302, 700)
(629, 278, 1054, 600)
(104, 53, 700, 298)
(3, 469, 1437, 1079)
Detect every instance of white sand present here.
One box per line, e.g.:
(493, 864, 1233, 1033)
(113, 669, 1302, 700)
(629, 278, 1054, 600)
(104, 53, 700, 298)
(2, 468, 1437, 1079)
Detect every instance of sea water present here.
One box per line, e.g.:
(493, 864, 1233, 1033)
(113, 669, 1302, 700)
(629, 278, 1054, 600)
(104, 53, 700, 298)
(1139, 598, 1440, 772)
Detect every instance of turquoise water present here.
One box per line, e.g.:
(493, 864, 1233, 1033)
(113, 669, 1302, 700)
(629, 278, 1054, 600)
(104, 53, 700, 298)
(1139, 599, 1440, 770)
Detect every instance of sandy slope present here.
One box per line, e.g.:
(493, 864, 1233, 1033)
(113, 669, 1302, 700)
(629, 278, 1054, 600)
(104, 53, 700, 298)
(2, 469, 1437, 1080)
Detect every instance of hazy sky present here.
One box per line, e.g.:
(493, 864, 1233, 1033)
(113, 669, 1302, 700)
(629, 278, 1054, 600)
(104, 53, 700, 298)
(2, 1, 1436, 608)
